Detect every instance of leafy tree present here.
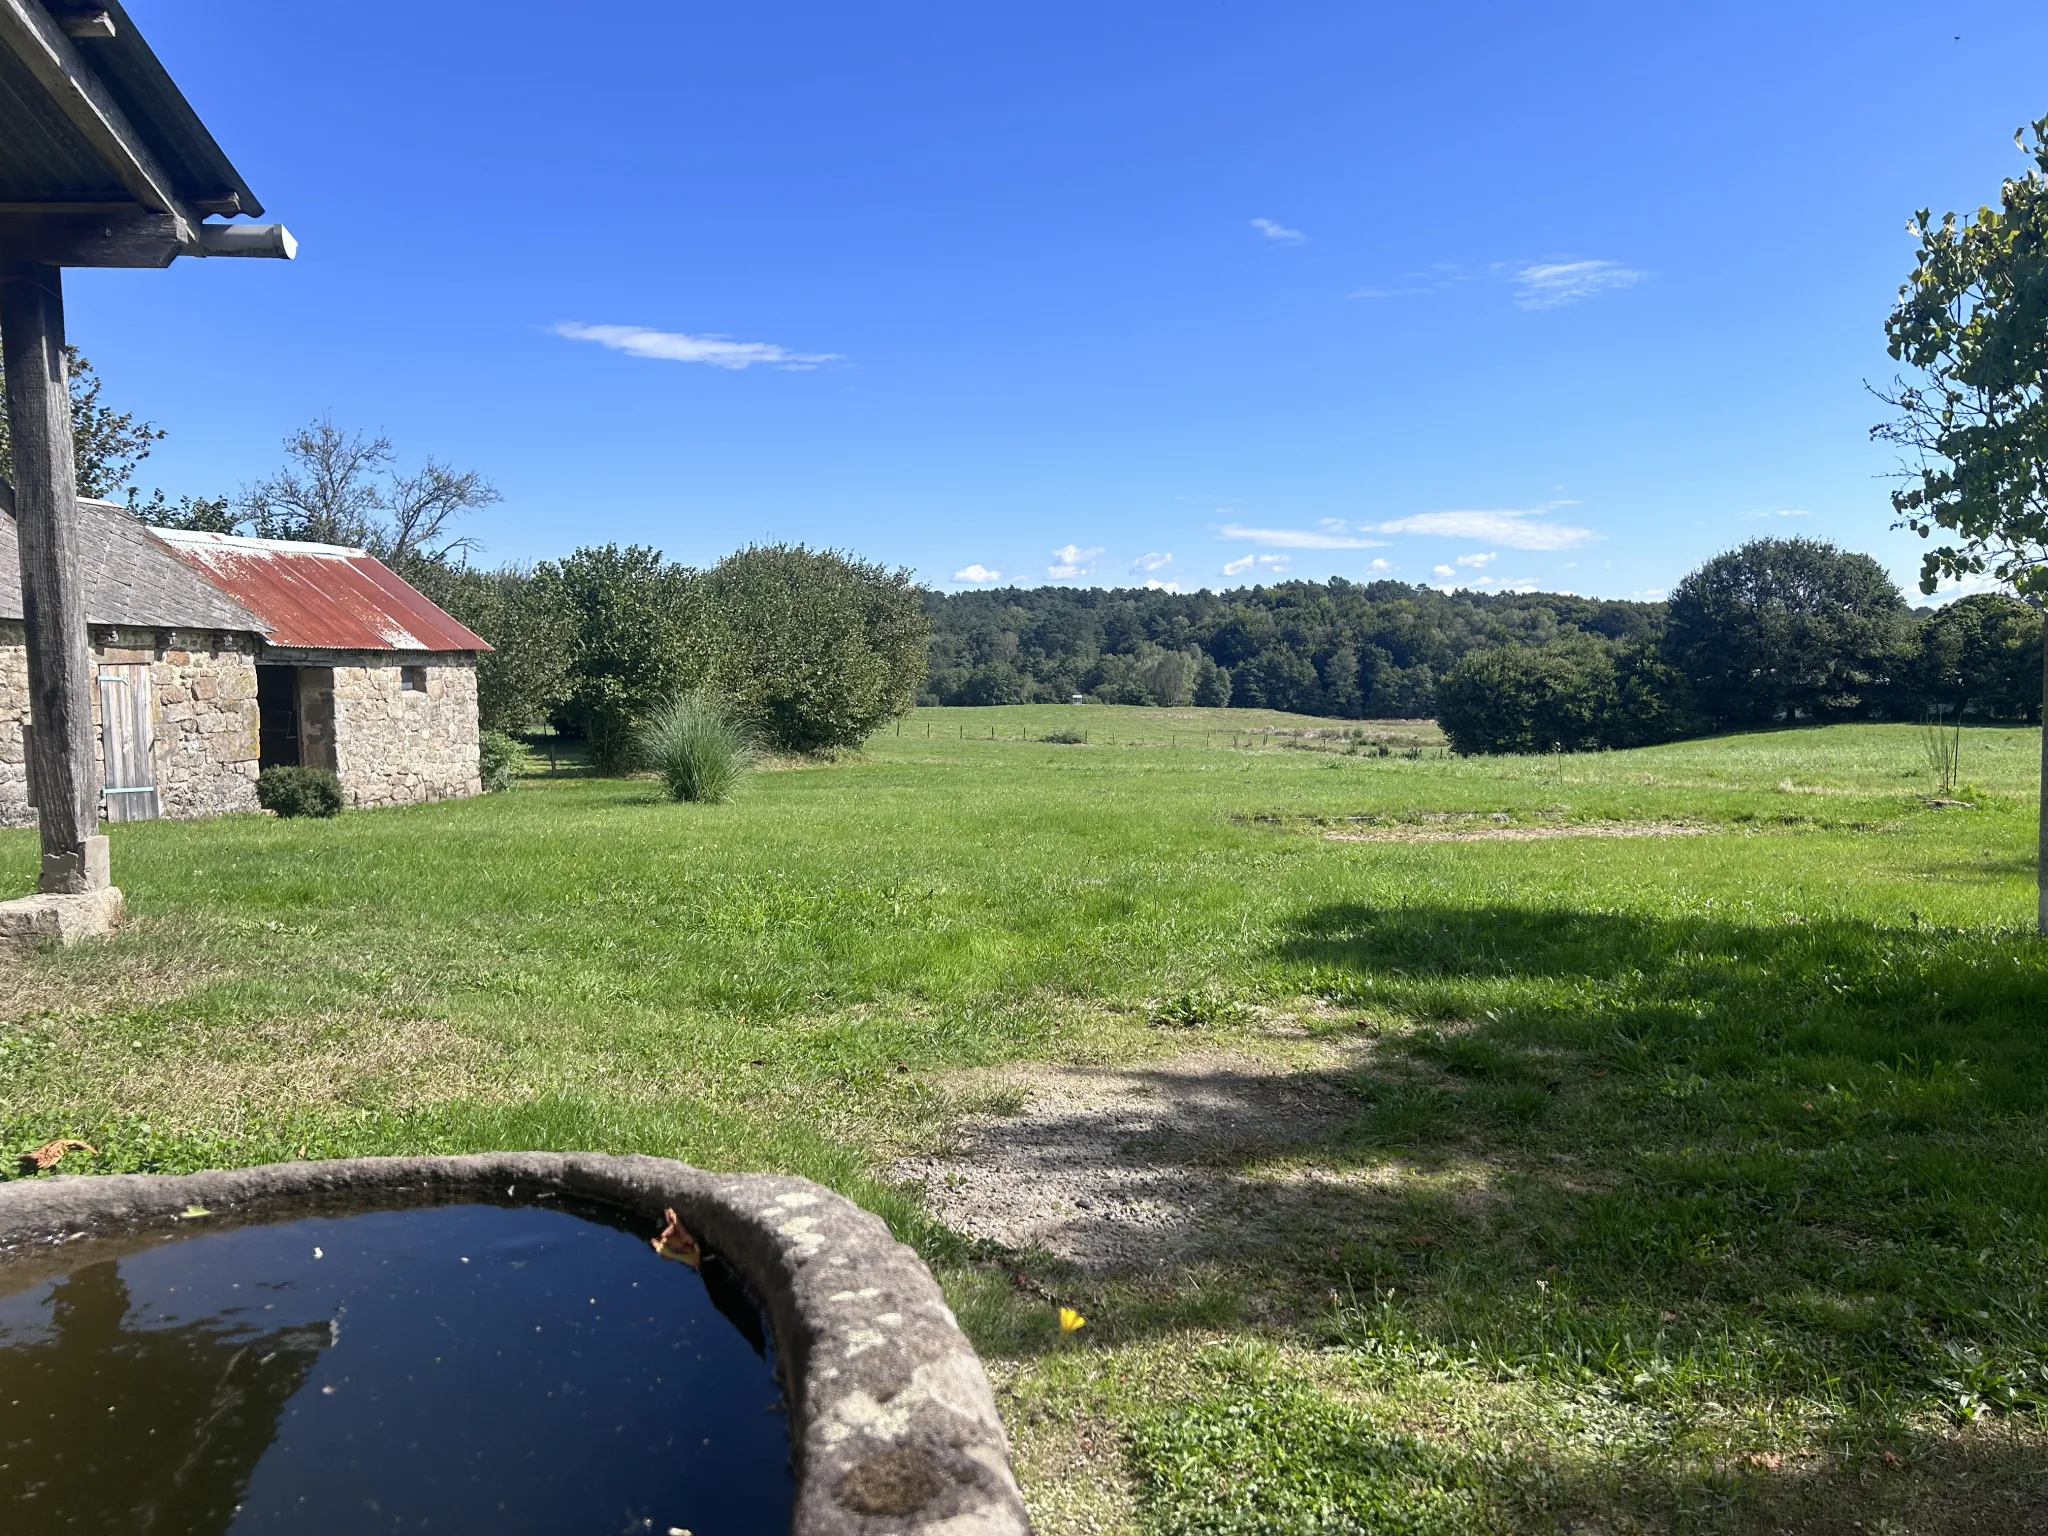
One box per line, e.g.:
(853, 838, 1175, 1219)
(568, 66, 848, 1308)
(1192, 654, 1232, 706)
(531, 545, 695, 772)
(1438, 637, 1618, 755)
(122, 488, 237, 532)
(1663, 538, 1907, 726)
(1092, 643, 1198, 706)
(402, 561, 573, 733)
(1437, 635, 1698, 755)
(1902, 593, 2043, 720)
(1231, 648, 1319, 711)
(957, 662, 1029, 706)
(1872, 115, 2048, 927)
(0, 348, 167, 499)
(700, 544, 928, 753)
(239, 417, 498, 563)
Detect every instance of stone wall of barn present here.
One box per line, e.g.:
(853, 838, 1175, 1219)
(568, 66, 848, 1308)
(326, 653, 482, 809)
(0, 624, 262, 828)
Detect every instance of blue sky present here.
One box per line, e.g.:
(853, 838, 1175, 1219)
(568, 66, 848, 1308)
(69, 2, 2048, 600)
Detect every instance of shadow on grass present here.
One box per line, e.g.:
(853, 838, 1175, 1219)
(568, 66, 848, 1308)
(944, 901, 2048, 1521)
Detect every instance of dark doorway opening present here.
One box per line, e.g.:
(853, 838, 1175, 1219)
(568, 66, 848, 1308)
(259, 666, 337, 772)
(257, 665, 298, 768)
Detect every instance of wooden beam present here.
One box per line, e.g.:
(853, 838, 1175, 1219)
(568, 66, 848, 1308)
(0, 206, 179, 267)
(52, 7, 113, 38)
(0, 262, 107, 893)
(0, 0, 196, 245)
(0, 208, 292, 265)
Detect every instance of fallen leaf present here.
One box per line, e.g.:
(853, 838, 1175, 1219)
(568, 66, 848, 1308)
(19, 1139, 95, 1173)
(178, 1205, 211, 1219)
(1059, 1306, 1087, 1333)
(651, 1208, 701, 1268)
(1743, 1451, 1783, 1471)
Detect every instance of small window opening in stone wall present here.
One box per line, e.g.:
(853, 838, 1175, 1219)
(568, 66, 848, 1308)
(401, 666, 427, 693)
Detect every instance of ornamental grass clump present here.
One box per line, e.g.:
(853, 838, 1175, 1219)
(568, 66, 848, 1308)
(640, 693, 758, 803)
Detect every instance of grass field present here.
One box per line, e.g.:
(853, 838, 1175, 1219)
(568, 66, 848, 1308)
(2, 709, 2044, 1532)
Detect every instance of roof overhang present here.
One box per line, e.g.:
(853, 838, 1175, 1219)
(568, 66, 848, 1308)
(0, 1, 292, 267)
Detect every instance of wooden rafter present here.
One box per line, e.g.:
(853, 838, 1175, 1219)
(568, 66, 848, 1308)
(0, 0, 195, 246)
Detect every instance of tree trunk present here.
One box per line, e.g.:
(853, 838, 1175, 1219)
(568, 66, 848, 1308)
(0, 263, 105, 893)
(2040, 608, 2047, 935)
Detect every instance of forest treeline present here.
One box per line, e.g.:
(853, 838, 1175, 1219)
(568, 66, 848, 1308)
(923, 580, 1662, 716)
(59, 390, 2038, 761)
(921, 538, 2044, 752)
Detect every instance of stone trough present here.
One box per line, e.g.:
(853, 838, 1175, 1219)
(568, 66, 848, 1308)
(0, 1152, 1029, 1535)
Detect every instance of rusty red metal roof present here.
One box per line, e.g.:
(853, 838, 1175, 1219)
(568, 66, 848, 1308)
(150, 530, 491, 653)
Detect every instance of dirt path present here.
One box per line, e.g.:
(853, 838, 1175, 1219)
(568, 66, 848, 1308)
(1325, 820, 1704, 844)
(893, 1047, 1412, 1272)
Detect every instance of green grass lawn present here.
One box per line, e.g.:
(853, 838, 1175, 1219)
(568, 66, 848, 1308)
(2, 709, 2044, 1533)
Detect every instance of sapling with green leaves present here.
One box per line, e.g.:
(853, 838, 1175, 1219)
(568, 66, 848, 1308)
(1874, 114, 2048, 931)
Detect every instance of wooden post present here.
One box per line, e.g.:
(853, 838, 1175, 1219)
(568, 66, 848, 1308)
(0, 263, 106, 893)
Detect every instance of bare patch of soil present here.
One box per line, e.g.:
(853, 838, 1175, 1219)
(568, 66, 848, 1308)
(1325, 821, 1704, 844)
(894, 1047, 1485, 1273)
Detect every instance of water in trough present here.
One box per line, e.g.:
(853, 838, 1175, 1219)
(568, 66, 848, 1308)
(0, 1201, 793, 1534)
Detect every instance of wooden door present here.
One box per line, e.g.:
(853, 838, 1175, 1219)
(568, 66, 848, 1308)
(97, 664, 159, 822)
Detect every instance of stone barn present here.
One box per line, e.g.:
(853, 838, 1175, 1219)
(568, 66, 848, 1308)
(0, 499, 488, 825)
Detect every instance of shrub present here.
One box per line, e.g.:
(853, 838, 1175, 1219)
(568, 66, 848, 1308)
(1438, 636, 1701, 756)
(478, 730, 521, 792)
(256, 765, 343, 818)
(640, 693, 758, 803)
(699, 544, 929, 754)
(1040, 730, 1086, 744)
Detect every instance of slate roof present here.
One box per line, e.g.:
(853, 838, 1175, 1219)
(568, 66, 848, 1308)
(0, 497, 263, 631)
(152, 530, 490, 653)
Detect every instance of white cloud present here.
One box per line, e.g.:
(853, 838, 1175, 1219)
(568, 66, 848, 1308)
(1455, 551, 1497, 568)
(1218, 522, 1389, 550)
(1368, 558, 1394, 572)
(1371, 507, 1593, 550)
(1432, 564, 1456, 581)
(1048, 543, 1105, 579)
(553, 322, 840, 370)
(1221, 553, 1291, 578)
(1743, 508, 1810, 519)
(1131, 552, 1173, 573)
(953, 564, 1003, 583)
(1143, 579, 1181, 592)
(1250, 217, 1304, 244)
(1511, 260, 1645, 310)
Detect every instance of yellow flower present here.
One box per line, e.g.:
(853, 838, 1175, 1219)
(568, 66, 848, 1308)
(1059, 1306, 1087, 1333)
